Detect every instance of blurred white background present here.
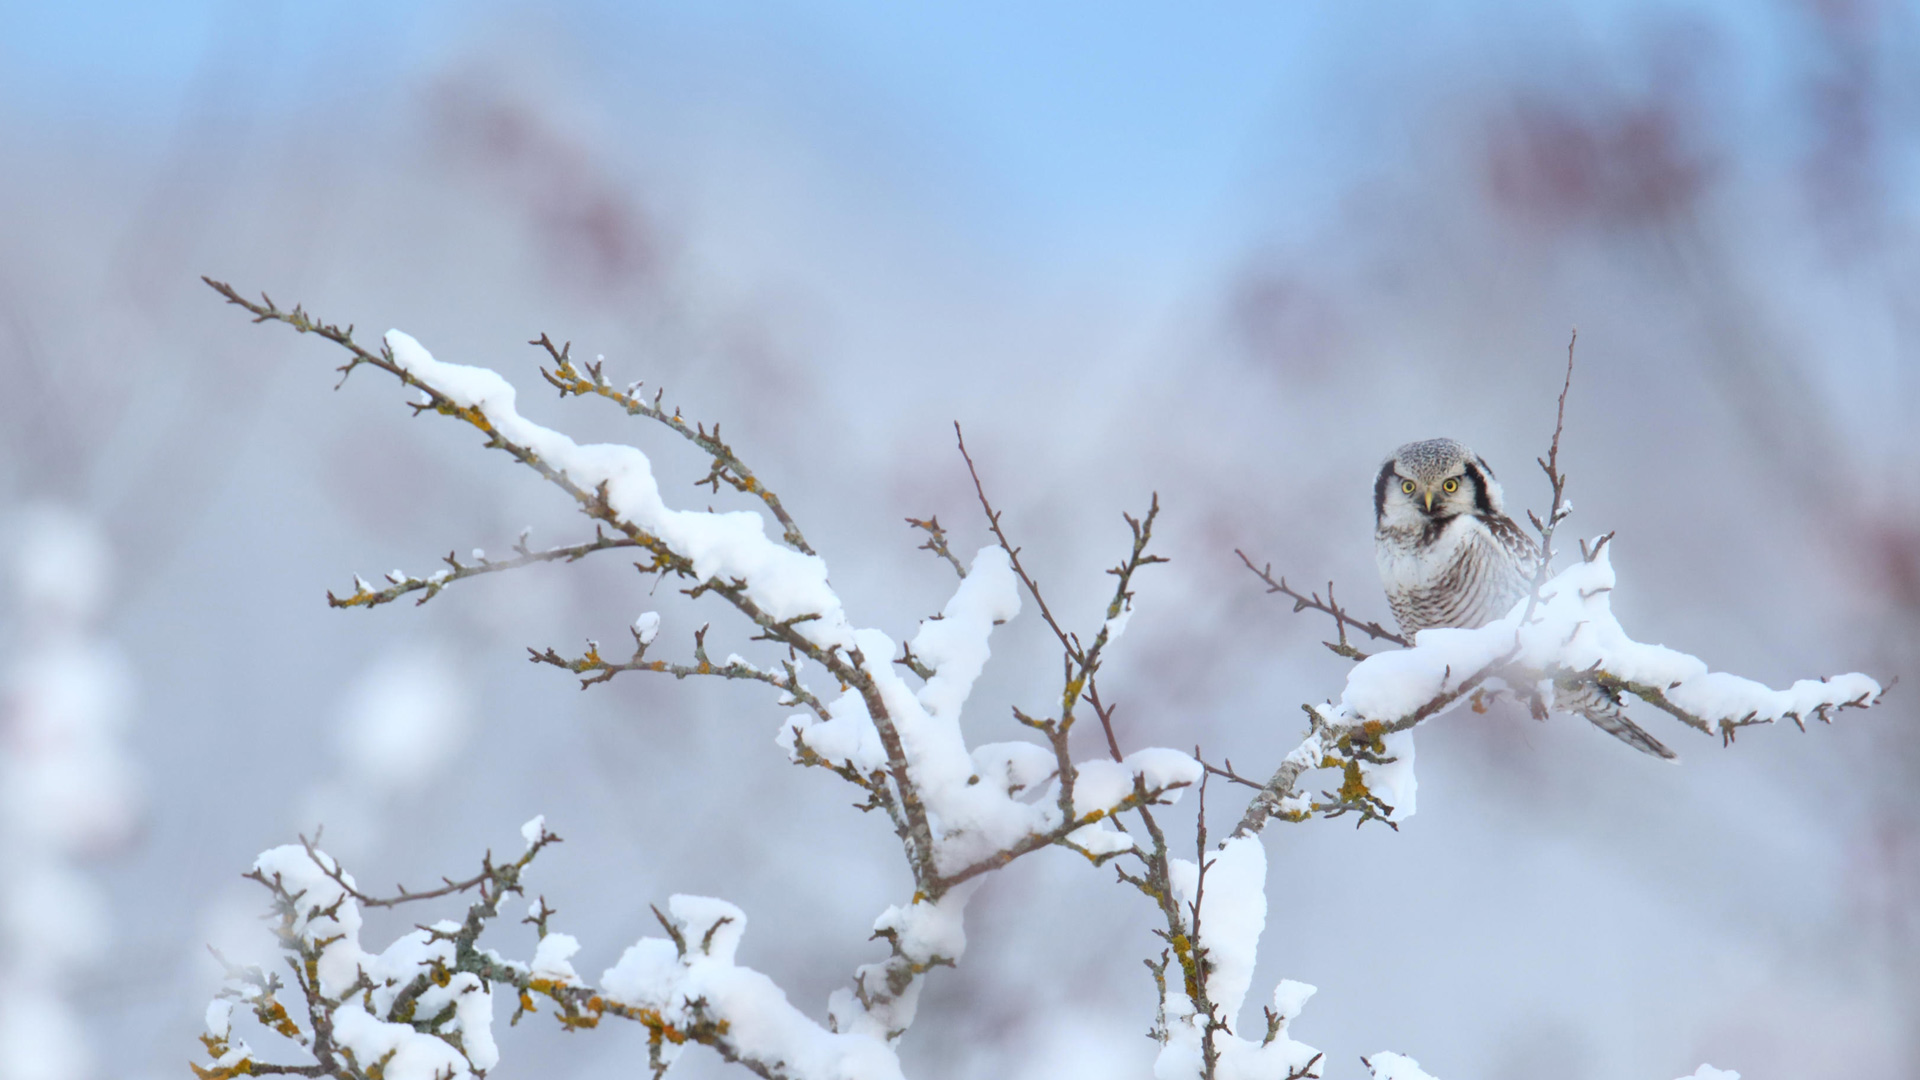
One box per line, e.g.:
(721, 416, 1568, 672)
(1, 2, 1916, 1077)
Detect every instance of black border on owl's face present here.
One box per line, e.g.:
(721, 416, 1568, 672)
(1373, 459, 1399, 523)
(1461, 460, 1496, 517)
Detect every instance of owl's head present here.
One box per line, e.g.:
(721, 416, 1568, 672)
(1375, 437, 1505, 526)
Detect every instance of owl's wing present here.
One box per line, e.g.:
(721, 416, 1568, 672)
(1483, 512, 1540, 568)
(1556, 675, 1678, 760)
(1581, 706, 1678, 760)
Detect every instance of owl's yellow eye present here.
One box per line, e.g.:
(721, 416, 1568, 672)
(1400, 480, 1416, 494)
(1443, 478, 1459, 493)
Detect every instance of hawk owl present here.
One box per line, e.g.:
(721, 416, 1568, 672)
(1373, 437, 1674, 759)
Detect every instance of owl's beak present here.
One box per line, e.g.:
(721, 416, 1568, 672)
(1423, 489, 1434, 512)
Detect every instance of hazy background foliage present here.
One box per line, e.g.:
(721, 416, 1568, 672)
(1, 2, 1916, 1077)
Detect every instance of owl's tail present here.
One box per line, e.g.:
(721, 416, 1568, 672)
(1553, 674, 1678, 760)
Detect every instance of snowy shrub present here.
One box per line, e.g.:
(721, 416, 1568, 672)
(193, 283, 1881, 1080)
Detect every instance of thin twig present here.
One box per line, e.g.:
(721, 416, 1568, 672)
(329, 531, 644, 609)
(1234, 549, 1409, 650)
(527, 626, 831, 719)
(906, 515, 968, 579)
(1520, 330, 1578, 627)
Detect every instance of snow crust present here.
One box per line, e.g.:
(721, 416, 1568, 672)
(530, 932, 583, 984)
(1356, 1056, 1738, 1080)
(601, 894, 906, 1080)
(1154, 838, 1324, 1079)
(1366, 1051, 1438, 1080)
(242, 844, 499, 1078)
(389, 330, 855, 651)
(1317, 544, 1880, 823)
(776, 543, 1199, 879)
(829, 888, 974, 1041)
(385, 335, 1203, 898)
(1336, 545, 1877, 732)
(305, 338, 1821, 1080)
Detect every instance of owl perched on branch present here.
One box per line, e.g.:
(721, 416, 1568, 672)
(1374, 437, 1675, 759)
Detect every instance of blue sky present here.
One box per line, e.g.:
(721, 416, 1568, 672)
(0, 1, 1840, 275)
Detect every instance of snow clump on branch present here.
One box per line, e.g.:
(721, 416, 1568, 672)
(1309, 543, 1880, 824)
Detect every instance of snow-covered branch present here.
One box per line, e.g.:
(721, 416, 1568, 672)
(201, 282, 1203, 1078)
(1234, 542, 1884, 838)
(199, 821, 911, 1080)
(201, 283, 1878, 1080)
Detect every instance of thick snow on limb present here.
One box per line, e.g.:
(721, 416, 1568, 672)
(602, 895, 906, 1080)
(1358, 1054, 1740, 1080)
(202, 321, 1819, 1080)
(1335, 544, 1878, 733)
(1365, 1053, 1437, 1080)
(1307, 543, 1880, 823)
(1154, 838, 1326, 1080)
(233, 334, 1204, 1078)
(388, 333, 1202, 877)
(241, 845, 499, 1079)
(774, 543, 1199, 877)
(387, 330, 855, 650)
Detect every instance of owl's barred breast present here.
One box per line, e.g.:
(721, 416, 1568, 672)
(1376, 516, 1533, 637)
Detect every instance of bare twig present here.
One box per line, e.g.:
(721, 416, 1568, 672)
(527, 624, 832, 719)
(1234, 550, 1409, 651)
(1519, 330, 1579, 627)
(906, 515, 967, 579)
(328, 530, 645, 609)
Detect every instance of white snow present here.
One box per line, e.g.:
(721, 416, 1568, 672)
(1367, 1051, 1439, 1079)
(1284, 732, 1325, 770)
(600, 894, 906, 1080)
(1360, 729, 1418, 820)
(774, 541, 1194, 881)
(970, 741, 1058, 797)
(829, 887, 975, 1041)
(1103, 598, 1135, 643)
(908, 546, 1022, 723)
(332, 1002, 472, 1080)
(286, 340, 1829, 1080)
(204, 998, 234, 1039)
(1269, 980, 1316, 1032)
(530, 932, 582, 984)
(1314, 543, 1880, 822)
(388, 330, 857, 652)
(243, 844, 501, 1079)
(1679, 1068, 1740, 1080)
(520, 814, 546, 850)
(1154, 838, 1324, 1079)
